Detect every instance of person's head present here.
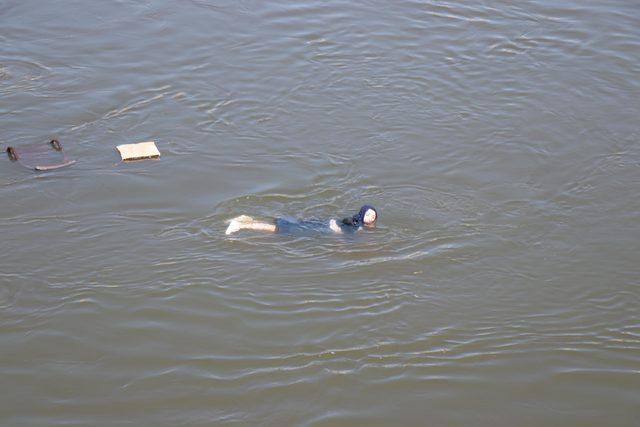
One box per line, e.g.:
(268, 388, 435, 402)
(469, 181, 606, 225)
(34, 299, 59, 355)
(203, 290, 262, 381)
(357, 205, 378, 227)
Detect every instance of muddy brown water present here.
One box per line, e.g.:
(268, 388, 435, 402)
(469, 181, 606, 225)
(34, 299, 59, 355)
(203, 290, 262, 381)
(1, 1, 639, 426)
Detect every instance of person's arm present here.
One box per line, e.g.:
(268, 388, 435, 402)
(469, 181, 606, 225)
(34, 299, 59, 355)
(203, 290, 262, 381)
(329, 219, 344, 233)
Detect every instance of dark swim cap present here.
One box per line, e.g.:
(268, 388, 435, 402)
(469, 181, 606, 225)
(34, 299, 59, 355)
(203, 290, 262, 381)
(342, 205, 378, 227)
(357, 205, 378, 225)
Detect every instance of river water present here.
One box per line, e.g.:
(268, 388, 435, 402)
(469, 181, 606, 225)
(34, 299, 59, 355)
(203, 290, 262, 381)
(1, 1, 639, 425)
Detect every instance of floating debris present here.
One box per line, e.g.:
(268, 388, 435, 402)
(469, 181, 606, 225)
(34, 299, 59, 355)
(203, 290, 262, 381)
(6, 139, 76, 171)
(116, 141, 160, 161)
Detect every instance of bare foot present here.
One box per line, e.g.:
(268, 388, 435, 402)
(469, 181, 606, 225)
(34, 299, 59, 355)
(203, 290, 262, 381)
(225, 215, 254, 235)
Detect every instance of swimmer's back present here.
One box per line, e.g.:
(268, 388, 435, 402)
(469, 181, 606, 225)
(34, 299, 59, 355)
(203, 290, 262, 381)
(274, 217, 361, 235)
(274, 218, 328, 234)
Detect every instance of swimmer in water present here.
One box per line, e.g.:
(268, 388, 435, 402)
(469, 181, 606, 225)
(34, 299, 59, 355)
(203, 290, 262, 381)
(225, 205, 378, 235)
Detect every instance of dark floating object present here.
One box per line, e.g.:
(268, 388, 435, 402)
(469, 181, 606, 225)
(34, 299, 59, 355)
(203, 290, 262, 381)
(6, 139, 76, 171)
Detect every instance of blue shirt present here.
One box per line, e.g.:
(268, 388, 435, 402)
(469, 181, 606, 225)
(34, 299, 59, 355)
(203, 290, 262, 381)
(274, 218, 359, 235)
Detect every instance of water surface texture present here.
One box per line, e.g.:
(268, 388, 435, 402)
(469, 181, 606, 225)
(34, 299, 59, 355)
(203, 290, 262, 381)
(1, 1, 639, 426)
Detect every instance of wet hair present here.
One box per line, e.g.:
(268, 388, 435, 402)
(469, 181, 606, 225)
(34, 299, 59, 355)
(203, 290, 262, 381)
(341, 205, 378, 227)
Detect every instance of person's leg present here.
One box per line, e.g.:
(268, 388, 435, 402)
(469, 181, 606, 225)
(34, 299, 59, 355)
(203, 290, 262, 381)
(225, 215, 276, 234)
